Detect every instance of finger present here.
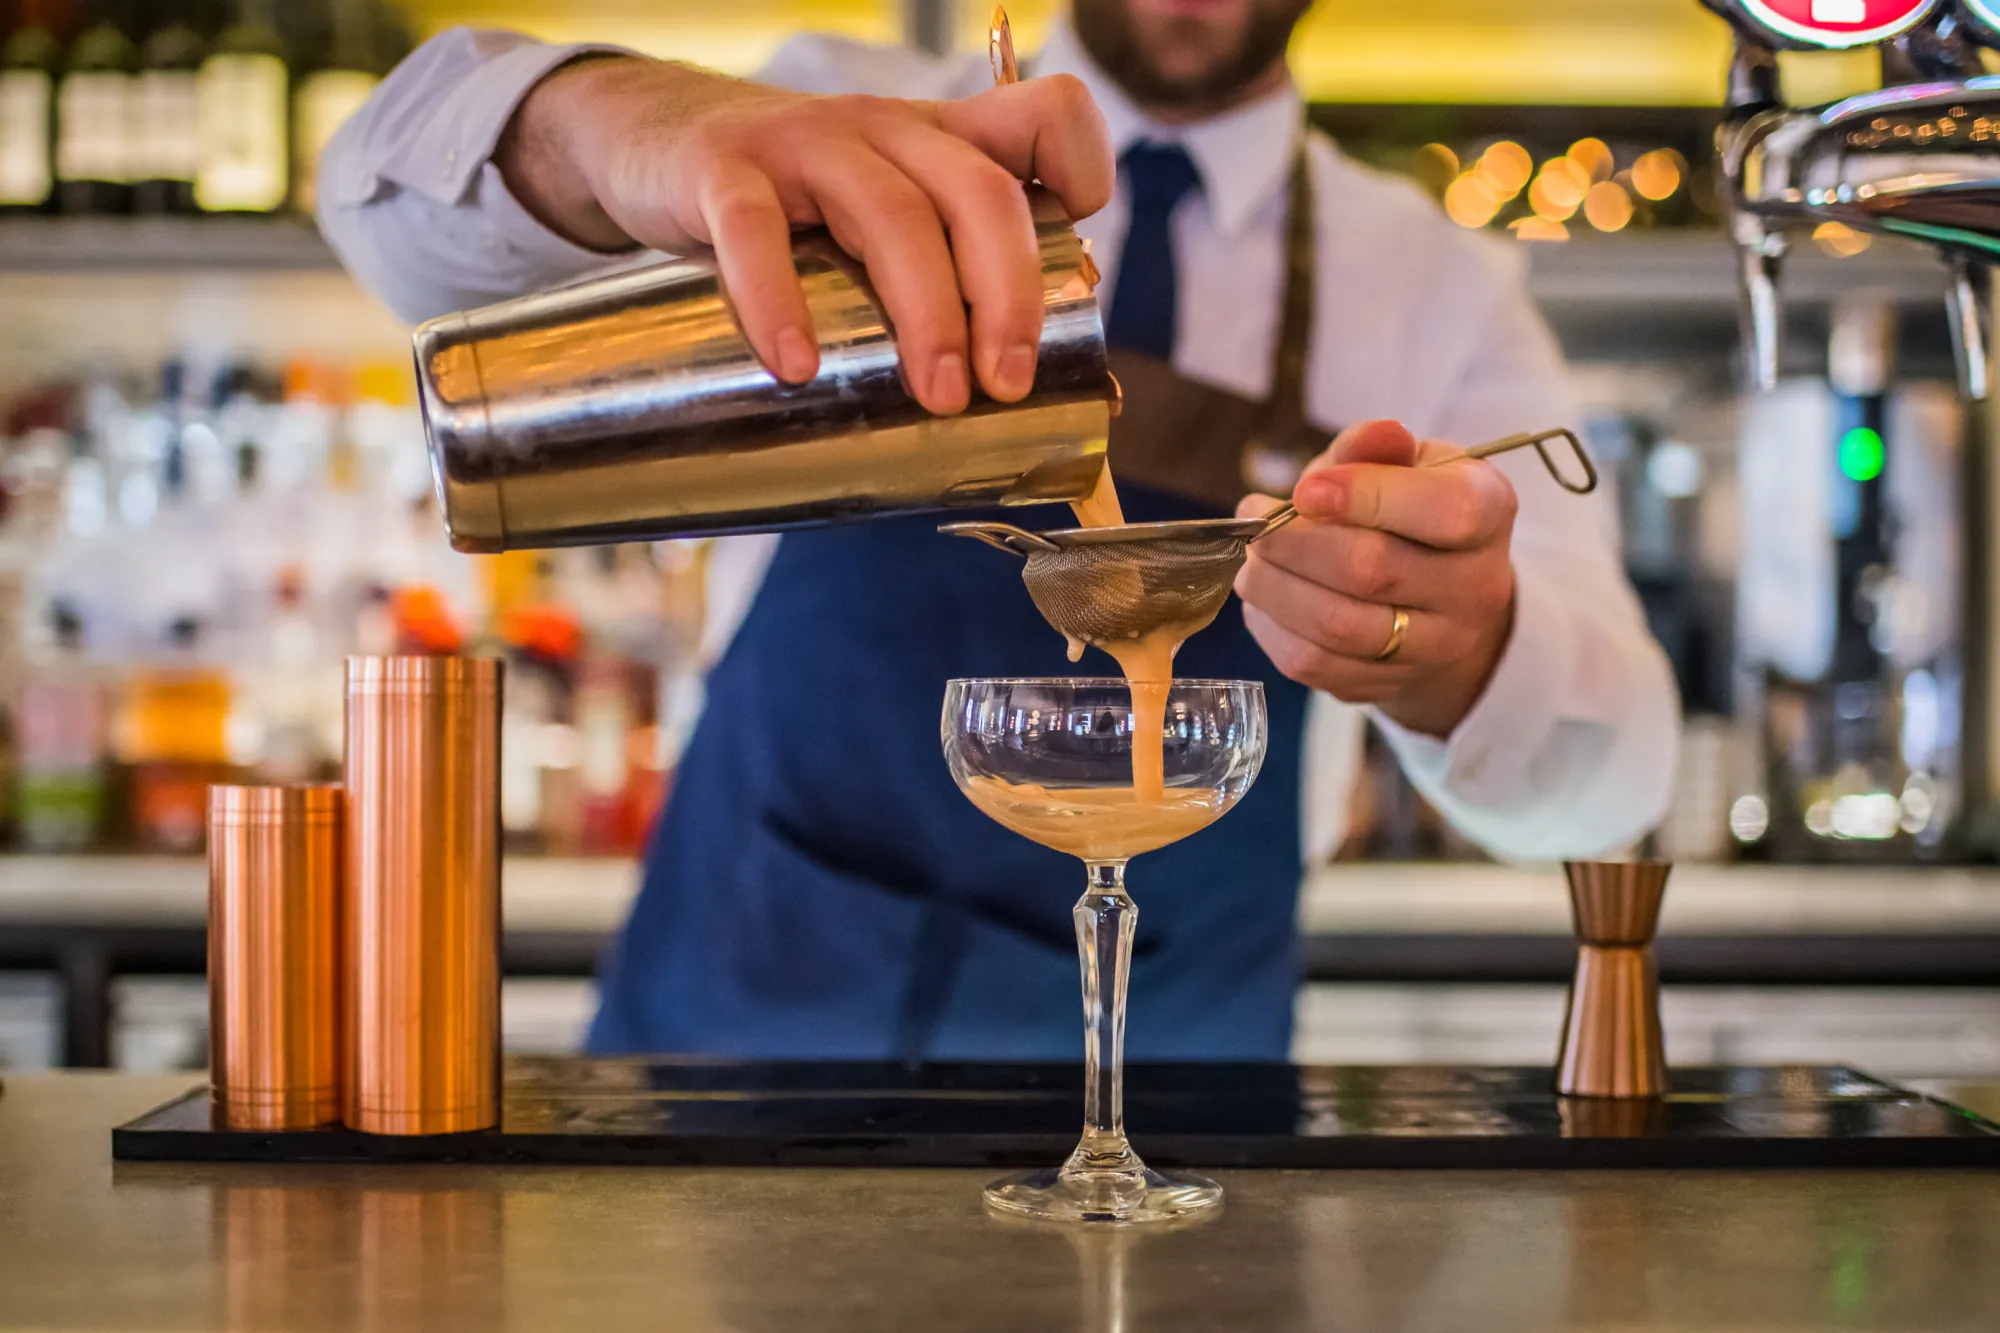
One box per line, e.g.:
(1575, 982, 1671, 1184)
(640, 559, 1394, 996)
(1236, 553, 1439, 663)
(1242, 604, 1405, 705)
(870, 118, 1043, 401)
(1247, 521, 1489, 612)
(1235, 492, 1284, 520)
(1331, 419, 1420, 467)
(1294, 452, 1518, 551)
(695, 163, 820, 384)
(933, 76, 1115, 221)
(804, 145, 971, 414)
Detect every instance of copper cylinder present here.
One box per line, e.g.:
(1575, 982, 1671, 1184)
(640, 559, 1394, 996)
(344, 656, 502, 1135)
(1555, 861, 1671, 1099)
(208, 784, 344, 1130)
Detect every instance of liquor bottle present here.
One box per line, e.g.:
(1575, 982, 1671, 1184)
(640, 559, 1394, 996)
(0, 0, 66, 212)
(14, 599, 110, 851)
(131, 0, 201, 213)
(291, 0, 376, 213)
(54, 0, 134, 214)
(194, 0, 285, 213)
(115, 612, 234, 852)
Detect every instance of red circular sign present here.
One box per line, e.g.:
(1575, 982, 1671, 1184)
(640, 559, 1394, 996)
(1735, 0, 1938, 47)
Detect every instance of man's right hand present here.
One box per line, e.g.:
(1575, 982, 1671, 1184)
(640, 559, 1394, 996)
(496, 57, 1114, 415)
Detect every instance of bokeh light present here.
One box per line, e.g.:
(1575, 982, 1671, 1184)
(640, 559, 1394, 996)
(1476, 141, 1533, 199)
(1528, 176, 1576, 221)
(1813, 221, 1872, 257)
(1412, 142, 1461, 195)
(1445, 171, 1503, 228)
(1567, 137, 1615, 184)
(1509, 217, 1571, 243)
(1536, 158, 1591, 211)
(1630, 148, 1685, 202)
(1583, 180, 1634, 233)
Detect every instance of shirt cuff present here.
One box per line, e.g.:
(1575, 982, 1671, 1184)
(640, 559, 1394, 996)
(372, 38, 635, 207)
(1371, 560, 1593, 806)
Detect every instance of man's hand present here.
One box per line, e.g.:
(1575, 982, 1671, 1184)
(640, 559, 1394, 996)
(496, 56, 1113, 415)
(1235, 420, 1520, 738)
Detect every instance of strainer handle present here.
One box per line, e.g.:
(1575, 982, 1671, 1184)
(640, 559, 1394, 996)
(1251, 425, 1598, 540)
(1461, 426, 1599, 494)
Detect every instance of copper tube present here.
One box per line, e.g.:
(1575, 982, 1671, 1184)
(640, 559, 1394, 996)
(344, 656, 502, 1135)
(208, 784, 344, 1130)
(1555, 861, 1672, 1099)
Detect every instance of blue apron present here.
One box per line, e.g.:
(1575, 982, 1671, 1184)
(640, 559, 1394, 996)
(589, 146, 1329, 1061)
(588, 484, 1309, 1060)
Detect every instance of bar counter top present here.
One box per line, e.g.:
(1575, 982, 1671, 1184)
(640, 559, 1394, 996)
(5, 1074, 1997, 1331)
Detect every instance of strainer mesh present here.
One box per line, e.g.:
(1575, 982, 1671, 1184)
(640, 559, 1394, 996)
(1019, 536, 1252, 644)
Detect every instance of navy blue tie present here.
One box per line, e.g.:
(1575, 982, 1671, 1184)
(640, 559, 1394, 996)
(1106, 141, 1202, 361)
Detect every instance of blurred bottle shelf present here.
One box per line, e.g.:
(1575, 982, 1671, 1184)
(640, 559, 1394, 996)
(0, 216, 342, 274)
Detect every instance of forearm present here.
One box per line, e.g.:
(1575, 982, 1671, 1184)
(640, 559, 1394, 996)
(315, 28, 637, 324)
(495, 55, 781, 255)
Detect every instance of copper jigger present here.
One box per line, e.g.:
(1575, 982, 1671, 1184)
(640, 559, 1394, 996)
(1554, 861, 1671, 1099)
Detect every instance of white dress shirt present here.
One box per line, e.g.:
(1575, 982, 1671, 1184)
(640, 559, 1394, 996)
(317, 23, 1680, 862)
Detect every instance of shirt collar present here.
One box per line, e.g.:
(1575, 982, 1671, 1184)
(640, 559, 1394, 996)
(1033, 19, 1303, 238)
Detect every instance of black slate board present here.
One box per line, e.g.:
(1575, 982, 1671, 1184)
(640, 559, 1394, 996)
(113, 1058, 2000, 1169)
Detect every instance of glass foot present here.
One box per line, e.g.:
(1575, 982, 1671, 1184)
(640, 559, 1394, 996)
(983, 1166, 1222, 1224)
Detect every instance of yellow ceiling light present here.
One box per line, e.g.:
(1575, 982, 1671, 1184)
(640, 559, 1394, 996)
(1583, 180, 1634, 232)
(1630, 148, 1685, 201)
(1813, 221, 1873, 258)
(1477, 141, 1534, 199)
(1567, 137, 1615, 184)
(1510, 217, 1571, 243)
(1445, 172, 1504, 229)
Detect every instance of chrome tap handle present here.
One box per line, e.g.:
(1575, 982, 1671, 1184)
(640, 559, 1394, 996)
(1947, 257, 1993, 401)
(1738, 237, 1786, 392)
(1720, 34, 1785, 391)
(1722, 33, 1780, 121)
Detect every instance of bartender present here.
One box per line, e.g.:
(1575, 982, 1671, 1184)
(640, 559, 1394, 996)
(317, 0, 1678, 1060)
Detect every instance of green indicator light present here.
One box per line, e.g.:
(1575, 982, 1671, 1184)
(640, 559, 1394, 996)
(1840, 427, 1884, 483)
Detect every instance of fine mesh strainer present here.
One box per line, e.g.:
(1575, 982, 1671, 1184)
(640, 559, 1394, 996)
(941, 427, 1597, 646)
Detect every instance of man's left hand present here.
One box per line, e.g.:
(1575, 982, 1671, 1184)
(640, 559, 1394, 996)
(1235, 419, 1519, 738)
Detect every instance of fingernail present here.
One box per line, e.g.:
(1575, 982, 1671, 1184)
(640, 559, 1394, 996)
(1299, 475, 1344, 517)
(996, 343, 1037, 399)
(774, 327, 818, 383)
(932, 352, 968, 408)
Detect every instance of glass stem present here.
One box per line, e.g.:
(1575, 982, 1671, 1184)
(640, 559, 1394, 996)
(1070, 859, 1141, 1176)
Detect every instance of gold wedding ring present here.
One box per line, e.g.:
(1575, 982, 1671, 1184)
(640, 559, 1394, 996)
(1374, 607, 1411, 663)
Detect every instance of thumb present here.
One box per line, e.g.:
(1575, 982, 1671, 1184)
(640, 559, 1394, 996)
(1293, 420, 1418, 517)
(1331, 419, 1419, 467)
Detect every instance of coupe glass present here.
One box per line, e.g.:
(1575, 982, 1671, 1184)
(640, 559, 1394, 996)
(941, 677, 1267, 1223)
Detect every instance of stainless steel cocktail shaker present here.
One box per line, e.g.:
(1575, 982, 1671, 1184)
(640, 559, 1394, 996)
(414, 188, 1114, 553)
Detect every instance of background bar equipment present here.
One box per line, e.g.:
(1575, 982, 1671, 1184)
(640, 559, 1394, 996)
(208, 784, 345, 1131)
(344, 656, 503, 1135)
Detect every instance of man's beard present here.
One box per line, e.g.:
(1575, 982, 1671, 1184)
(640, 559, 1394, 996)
(1072, 0, 1308, 113)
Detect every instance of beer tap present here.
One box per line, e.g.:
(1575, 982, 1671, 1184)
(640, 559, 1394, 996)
(1704, 0, 2000, 398)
